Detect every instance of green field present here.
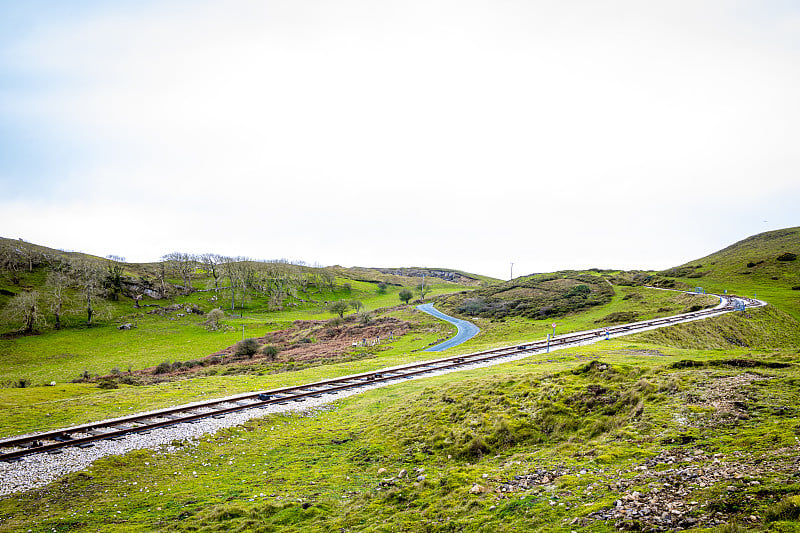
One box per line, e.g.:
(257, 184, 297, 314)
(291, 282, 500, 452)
(1, 229, 800, 532)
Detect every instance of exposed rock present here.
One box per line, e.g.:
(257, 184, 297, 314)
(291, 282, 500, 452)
(470, 484, 485, 494)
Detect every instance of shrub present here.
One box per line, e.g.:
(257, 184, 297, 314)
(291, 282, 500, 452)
(15, 378, 30, 388)
(327, 301, 349, 318)
(110, 367, 121, 375)
(464, 435, 488, 458)
(398, 289, 413, 304)
(97, 378, 118, 389)
(377, 282, 387, 294)
(171, 361, 184, 370)
(234, 338, 260, 357)
(260, 345, 279, 360)
(119, 375, 140, 386)
(154, 362, 171, 375)
(765, 495, 800, 522)
(358, 311, 373, 324)
(457, 297, 488, 316)
(565, 284, 591, 298)
(204, 308, 225, 330)
(299, 337, 313, 344)
(777, 252, 797, 262)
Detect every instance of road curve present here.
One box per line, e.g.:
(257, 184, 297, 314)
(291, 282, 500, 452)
(417, 303, 480, 351)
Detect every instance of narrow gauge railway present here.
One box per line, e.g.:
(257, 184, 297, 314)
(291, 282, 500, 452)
(0, 294, 763, 463)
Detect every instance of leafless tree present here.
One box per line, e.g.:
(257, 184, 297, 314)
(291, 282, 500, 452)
(219, 256, 244, 310)
(161, 252, 197, 294)
(71, 261, 105, 325)
(199, 253, 224, 290)
(46, 269, 71, 330)
(0, 242, 24, 284)
(2, 290, 45, 333)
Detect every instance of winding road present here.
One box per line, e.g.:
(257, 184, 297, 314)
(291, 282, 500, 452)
(416, 303, 480, 351)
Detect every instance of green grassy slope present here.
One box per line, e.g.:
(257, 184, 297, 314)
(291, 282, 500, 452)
(659, 227, 800, 319)
(3, 229, 800, 532)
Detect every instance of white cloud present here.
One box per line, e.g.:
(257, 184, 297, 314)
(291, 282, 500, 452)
(1, 1, 798, 279)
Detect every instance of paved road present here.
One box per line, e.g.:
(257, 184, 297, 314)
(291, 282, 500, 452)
(416, 303, 480, 351)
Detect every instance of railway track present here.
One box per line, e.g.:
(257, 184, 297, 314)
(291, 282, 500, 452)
(0, 293, 763, 463)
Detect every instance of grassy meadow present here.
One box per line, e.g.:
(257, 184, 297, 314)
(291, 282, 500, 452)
(1, 228, 800, 532)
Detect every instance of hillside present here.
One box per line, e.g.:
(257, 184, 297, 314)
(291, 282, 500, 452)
(438, 270, 615, 320)
(657, 227, 800, 319)
(2, 229, 800, 532)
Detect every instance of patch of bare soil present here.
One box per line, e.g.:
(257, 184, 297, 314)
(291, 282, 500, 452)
(682, 371, 771, 424)
(214, 316, 411, 363)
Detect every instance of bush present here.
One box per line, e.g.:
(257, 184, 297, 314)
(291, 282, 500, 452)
(377, 282, 388, 294)
(97, 378, 118, 389)
(765, 495, 800, 522)
(171, 361, 184, 370)
(110, 367, 121, 375)
(260, 345, 279, 360)
(14, 378, 30, 388)
(777, 252, 797, 262)
(457, 297, 488, 316)
(398, 289, 413, 304)
(234, 338, 260, 357)
(327, 301, 349, 318)
(204, 308, 225, 330)
(154, 362, 172, 375)
(565, 284, 591, 298)
(358, 311, 373, 324)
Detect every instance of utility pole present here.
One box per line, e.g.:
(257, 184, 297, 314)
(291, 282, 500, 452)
(510, 262, 514, 281)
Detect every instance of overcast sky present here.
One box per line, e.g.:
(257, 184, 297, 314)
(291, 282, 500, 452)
(1, 1, 798, 280)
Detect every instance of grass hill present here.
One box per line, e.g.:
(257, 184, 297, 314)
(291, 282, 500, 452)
(662, 227, 800, 286)
(657, 227, 800, 319)
(438, 270, 615, 320)
(2, 229, 800, 532)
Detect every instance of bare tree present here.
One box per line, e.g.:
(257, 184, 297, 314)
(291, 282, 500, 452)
(46, 269, 71, 330)
(2, 290, 45, 333)
(0, 242, 24, 284)
(71, 261, 105, 325)
(16, 242, 43, 272)
(219, 256, 244, 310)
(199, 253, 224, 290)
(161, 252, 197, 294)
